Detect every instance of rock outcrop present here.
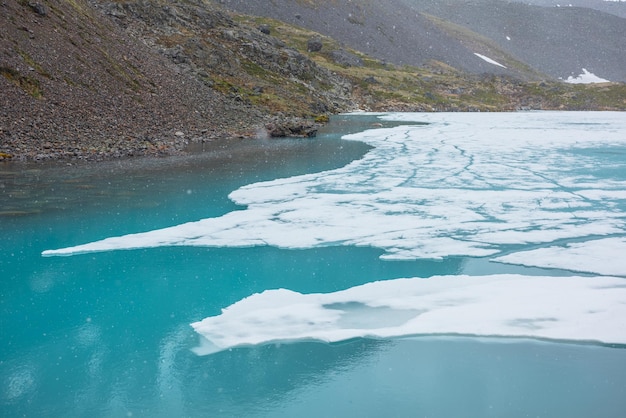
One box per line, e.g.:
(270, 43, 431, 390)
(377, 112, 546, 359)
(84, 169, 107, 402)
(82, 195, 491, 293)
(264, 117, 321, 138)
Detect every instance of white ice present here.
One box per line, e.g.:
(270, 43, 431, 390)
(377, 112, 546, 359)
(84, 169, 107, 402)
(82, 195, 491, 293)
(43, 112, 626, 277)
(473, 53, 507, 68)
(191, 274, 626, 354)
(564, 69, 611, 84)
(494, 237, 626, 277)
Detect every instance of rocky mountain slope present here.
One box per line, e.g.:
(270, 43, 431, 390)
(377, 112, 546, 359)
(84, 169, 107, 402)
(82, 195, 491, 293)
(517, 0, 626, 19)
(404, 0, 626, 83)
(224, 0, 626, 83)
(1, 0, 625, 161)
(1, 0, 354, 160)
(1, 0, 256, 160)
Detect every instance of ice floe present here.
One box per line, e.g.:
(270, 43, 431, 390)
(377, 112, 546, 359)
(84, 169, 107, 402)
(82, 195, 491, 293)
(43, 112, 626, 277)
(191, 274, 626, 354)
(494, 237, 626, 277)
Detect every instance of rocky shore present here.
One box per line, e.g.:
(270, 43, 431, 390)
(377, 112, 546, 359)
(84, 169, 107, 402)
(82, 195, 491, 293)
(0, 0, 352, 162)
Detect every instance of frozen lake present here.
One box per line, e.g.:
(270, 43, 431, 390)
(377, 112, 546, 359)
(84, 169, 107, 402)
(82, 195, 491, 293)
(2, 112, 626, 416)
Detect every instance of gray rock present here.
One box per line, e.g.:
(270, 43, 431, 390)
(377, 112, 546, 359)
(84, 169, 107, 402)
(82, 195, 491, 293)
(28, 2, 47, 16)
(265, 118, 320, 138)
(307, 37, 323, 52)
(329, 49, 363, 67)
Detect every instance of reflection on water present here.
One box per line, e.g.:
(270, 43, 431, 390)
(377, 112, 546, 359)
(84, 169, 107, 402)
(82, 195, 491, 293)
(0, 119, 377, 218)
(0, 114, 416, 219)
(4, 328, 625, 417)
(260, 337, 626, 418)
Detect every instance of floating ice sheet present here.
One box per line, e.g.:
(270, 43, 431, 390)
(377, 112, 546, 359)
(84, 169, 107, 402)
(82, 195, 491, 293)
(191, 274, 626, 354)
(494, 237, 626, 277)
(43, 112, 626, 275)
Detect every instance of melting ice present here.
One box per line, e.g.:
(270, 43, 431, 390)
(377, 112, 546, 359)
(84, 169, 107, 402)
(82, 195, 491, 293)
(43, 112, 626, 268)
(43, 112, 626, 351)
(191, 274, 626, 355)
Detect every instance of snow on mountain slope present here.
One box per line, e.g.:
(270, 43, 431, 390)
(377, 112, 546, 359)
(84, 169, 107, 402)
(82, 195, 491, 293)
(222, 0, 626, 82)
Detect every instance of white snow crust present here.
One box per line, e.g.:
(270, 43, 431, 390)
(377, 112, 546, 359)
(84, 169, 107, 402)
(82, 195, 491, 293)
(191, 274, 626, 354)
(564, 69, 611, 84)
(494, 237, 626, 276)
(473, 53, 507, 68)
(43, 112, 626, 277)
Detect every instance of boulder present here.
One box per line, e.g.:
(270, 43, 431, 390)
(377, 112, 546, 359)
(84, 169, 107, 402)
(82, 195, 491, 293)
(307, 37, 323, 52)
(265, 118, 320, 138)
(28, 2, 47, 17)
(329, 49, 363, 67)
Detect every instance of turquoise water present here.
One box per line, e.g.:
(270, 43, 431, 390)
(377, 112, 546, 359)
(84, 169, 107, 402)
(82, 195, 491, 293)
(2, 116, 626, 417)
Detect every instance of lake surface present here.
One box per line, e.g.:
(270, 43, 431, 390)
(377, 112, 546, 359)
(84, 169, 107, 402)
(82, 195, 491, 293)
(2, 113, 626, 417)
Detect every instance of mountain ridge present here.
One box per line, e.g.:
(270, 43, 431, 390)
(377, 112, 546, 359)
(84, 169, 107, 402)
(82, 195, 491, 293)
(224, 0, 626, 82)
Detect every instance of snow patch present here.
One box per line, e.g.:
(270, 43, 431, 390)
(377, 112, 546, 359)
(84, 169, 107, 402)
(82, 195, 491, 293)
(564, 69, 610, 84)
(473, 53, 507, 68)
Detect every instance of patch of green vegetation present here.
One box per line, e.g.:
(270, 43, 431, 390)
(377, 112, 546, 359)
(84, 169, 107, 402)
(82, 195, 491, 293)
(96, 46, 143, 92)
(65, 0, 101, 23)
(1, 66, 43, 98)
(514, 80, 626, 110)
(16, 49, 51, 78)
(247, 91, 293, 113)
(231, 10, 626, 112)
(588, 84, 626, 109)
(241, 60, 273, 80)
(66, 0, 88, 13)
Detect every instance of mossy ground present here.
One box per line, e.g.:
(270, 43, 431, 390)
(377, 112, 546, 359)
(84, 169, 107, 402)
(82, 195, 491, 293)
(234, 14, 626, 112)
(1, 66, 43, 98)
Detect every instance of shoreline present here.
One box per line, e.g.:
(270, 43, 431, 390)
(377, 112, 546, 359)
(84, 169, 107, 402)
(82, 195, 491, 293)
(0, 116, 372, 217)
(0, 122, 264, 163)
(0, 115, 327, 163)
